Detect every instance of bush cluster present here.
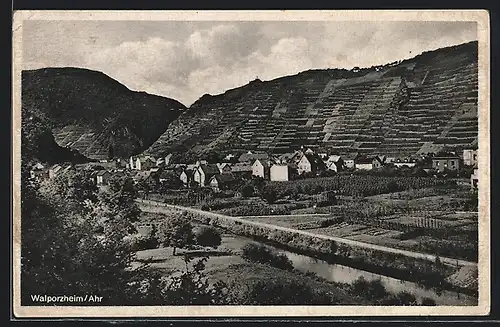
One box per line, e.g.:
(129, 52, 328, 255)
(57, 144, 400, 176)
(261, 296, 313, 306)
(241, 243, 294, 271)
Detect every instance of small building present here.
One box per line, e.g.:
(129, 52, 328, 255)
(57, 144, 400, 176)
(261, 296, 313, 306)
(30, 163, 48, 180)
(343, 153, 358, 169)
(48, 164, 63, 179)
(164, 153, 173, 166)
(325, 155, 344, 172)
(385, 157, 396, 164)
(133, 170, 156, 186)
(463, 149, 478, 167)
(156, 158, 165, 167)
(231, 162, 253, 174)
(297, 153, 325, 175)
(252, 159, 270, 179)
(112, 170, 127, 180)
(354, 155, 383, 170)
(179, 169, 194, 187)
(304, 147, 315, 155)
(115, 158, 128, 169)
(372, 156, 384, 169)
(193, 164, 219, 187)
(276, 152, 296, 164)
(195, 160, 208, 167)
(158, 170, 178, 183)
(470, 168, 479, 190)
(238, 151, 269, 163)
(135, 156, 157, 171)
(432, 154, 461, 172)
(216, 162, 232, 174)
(208, 174, 236, 192)
(270, 164, 296, 182)
(129, 156, 137, 170)
(96, 170, 112, 186)
(393, 157, 417, 168)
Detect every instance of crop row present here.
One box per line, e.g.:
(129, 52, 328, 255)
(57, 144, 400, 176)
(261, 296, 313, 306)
(264, 175, 456, 198)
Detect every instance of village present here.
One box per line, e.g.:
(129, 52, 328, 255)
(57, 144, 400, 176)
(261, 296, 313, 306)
(30, 146, 479, 193)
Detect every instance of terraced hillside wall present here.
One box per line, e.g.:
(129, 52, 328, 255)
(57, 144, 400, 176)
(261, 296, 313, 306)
(145, 41, 478, 158)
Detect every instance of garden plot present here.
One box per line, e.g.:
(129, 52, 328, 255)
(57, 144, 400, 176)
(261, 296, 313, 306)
(382, 215, 471, 228)
(308, 224, 370, 238)
(241, 214, 334, 229)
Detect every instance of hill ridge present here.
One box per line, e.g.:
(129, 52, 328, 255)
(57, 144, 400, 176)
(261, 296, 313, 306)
(144, 41, 478, 158)
(22, 67, 187, 161)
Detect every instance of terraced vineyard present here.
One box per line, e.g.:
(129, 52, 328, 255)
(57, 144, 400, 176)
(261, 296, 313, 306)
(145, 41, 478, 158)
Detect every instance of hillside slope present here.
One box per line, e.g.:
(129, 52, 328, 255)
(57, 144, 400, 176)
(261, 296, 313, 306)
(145, 41, 478, 158)
(22, 67, 186, 160)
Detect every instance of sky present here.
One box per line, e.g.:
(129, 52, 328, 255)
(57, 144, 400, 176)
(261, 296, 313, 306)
(22, 20, 477, 106)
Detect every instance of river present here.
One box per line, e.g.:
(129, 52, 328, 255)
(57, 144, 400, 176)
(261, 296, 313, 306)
(272, 245, 477, 306)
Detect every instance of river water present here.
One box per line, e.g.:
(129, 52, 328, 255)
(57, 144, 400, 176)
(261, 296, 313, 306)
(277, 248, 477, 306)
(224, 233, 477, 306)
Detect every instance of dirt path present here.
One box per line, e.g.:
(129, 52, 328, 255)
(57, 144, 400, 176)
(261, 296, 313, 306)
(137, 199, 477, 268)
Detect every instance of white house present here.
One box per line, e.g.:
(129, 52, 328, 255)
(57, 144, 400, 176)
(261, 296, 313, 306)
(463, 149, 478, 167)
(179, 169, 194, 187)
(355, 156, 383, 170)
(470, 168, 478, 189)
(343, 153, 358, 169)
(193, 164, 219, 187)
(325, 155, 343, 172)
(297, 153, 325, 175)
(96, 170, 112, 186)
(270, 164, 292, 181)
(129, 156, 137, 170)
(252, 159, 270, 179)
(164, 153, 173, 166)
(48, 164, 63, 179)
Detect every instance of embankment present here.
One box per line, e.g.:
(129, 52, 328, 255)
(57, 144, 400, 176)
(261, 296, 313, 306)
(137, 199, 478, 295)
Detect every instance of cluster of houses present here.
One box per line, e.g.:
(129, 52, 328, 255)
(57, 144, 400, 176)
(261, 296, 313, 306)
(29, 146, 479, 192)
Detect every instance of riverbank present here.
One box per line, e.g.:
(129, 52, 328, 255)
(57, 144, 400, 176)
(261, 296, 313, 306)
(137, 200, 478, 296)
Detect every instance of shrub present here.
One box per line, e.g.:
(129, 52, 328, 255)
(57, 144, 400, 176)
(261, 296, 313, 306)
(381, 291, 418, 305)
(200, 199, 237, 211)
(194, 226, 222, 249)
(351, 277, 388, 300)
(241, 243, 294, 271)
(420, 297, 437, 306)
(240, 184, 255, 198)
(218, 204, 291, 216)
(260, 187, 278, 204)
(237, 278, 337, 305)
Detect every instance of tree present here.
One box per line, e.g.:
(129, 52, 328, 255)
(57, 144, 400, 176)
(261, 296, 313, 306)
(160, 256, 228, 304)
(20, 155, 227, 305)
(21, 163, 149, 304)
(159, 171, 182, 191)
(260, 186, 278, 204)
(160, 212, 195, 255)
(240, 183, 254, 198)
(195, 226, 222, 249)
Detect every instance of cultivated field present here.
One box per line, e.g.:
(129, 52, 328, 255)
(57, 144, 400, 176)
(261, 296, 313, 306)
(151, 176, 478, 262)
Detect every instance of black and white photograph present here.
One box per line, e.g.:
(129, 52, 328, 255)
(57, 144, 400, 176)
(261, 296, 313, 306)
(12, 10, 490, 317)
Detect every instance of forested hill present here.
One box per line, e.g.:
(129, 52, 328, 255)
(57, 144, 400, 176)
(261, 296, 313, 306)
(22, 67, 186, 161)
(144, 41, 478, 159)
